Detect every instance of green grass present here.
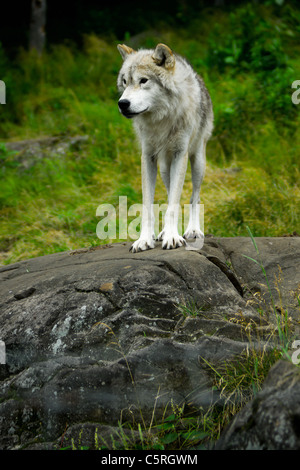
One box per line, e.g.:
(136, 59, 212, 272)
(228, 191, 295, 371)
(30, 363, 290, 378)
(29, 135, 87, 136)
(0, 4, 300, 265)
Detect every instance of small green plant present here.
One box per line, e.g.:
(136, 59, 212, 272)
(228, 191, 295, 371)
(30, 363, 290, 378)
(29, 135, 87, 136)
(178, 300, 210, 318)
(153, 403, 209, 450)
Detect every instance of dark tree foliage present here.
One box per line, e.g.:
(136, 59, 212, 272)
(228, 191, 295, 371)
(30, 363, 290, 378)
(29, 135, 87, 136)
(1, 0, 297, 55)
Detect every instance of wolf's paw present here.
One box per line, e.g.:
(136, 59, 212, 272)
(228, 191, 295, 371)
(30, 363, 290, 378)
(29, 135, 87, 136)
(161, 233, 187, 250)
(183, 228, 204, 240)
(130, 237, 155, 253)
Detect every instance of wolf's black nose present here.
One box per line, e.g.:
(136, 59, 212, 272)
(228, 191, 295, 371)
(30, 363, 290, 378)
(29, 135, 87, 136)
(118, 99, 131, 111)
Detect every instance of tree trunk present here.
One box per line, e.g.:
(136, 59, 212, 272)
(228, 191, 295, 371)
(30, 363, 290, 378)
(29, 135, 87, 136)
(29, 0, 46, 54)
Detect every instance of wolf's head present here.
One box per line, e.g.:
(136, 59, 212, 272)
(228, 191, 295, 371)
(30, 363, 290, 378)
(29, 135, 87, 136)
(117, 43, 177, 120)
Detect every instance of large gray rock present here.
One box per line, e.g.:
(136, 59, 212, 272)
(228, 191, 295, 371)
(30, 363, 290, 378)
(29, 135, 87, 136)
(0, 236, 299, 449)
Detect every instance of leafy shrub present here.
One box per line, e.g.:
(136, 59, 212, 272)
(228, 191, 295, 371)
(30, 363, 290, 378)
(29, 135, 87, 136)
(206, 3, 298, 158)
(206, 4, 289, 73)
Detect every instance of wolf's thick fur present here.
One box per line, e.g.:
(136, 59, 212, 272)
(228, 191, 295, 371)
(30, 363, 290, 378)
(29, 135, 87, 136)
(117, 43, 213, 252)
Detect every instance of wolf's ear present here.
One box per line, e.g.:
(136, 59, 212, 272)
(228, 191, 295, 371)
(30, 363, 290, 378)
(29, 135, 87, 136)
(117, 44, 136, 61)
(152, 44, 175, 70)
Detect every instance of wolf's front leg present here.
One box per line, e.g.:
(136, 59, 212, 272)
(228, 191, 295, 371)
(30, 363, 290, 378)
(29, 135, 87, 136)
(160, 151, 188, 249)
(130, 154, 157, 253)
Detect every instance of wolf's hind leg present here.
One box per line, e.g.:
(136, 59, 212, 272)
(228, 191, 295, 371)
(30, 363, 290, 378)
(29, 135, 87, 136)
(183, 138, 206, 240)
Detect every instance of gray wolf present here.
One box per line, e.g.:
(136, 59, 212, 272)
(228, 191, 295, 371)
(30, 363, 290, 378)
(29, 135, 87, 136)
(117, 43, 213, 252)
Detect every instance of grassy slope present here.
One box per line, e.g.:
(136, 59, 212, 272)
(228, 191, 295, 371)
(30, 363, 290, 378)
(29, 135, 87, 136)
(0, 5, 299, 265)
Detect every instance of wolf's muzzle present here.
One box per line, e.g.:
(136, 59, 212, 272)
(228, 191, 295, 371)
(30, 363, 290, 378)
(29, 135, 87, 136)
(118, 99, 148, 118)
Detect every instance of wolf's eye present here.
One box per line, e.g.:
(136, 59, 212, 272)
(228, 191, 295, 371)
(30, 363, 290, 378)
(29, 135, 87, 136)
(140, 78, 148, 84)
